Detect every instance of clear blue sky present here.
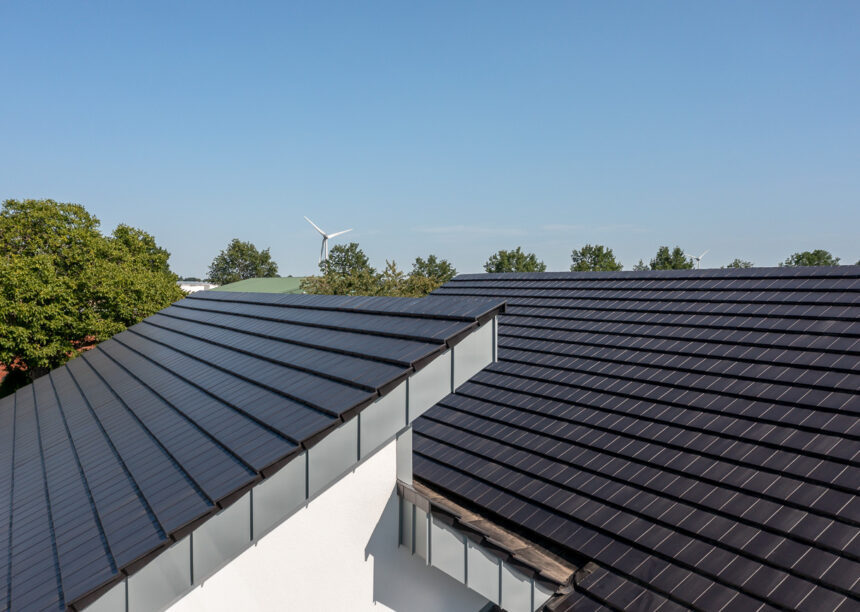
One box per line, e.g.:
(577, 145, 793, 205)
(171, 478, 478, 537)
(2, 1, 858, 276)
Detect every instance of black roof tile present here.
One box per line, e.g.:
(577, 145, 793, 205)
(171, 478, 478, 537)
(417, 267, 860, 611)
(0, 292, 503, 611)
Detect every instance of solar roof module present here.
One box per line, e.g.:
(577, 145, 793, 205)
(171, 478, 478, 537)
(0, 291, 504, 612)
(419, 266, 860, 611)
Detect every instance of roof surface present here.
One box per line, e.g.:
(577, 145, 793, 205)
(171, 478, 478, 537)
(0, 291, 503, 612)
(417, 266, 860, 611)
(214, 276, 305, 293)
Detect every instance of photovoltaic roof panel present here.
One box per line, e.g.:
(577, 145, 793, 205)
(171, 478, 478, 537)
(0, 292, 503, 611)
(418, 266, 860, 611)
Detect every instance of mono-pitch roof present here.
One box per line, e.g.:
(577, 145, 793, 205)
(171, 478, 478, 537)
(418, 266, 860, 610)
(0, 291, 504, 612)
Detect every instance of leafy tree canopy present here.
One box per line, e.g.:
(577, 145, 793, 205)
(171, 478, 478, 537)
(484, 247, 546, 273)
(302, 244, 455, 297)
(724, 258, 754, 269)
(632, 259, 649, 271)
(570, 244, 623, 272)
(0, 199, 184, 391)
(411, 254, 457, 284)
(780, 250, 840, 267)
(207, 238, 278, 284)
(649, 246, 694, 270)
(302, 242, 380, 296)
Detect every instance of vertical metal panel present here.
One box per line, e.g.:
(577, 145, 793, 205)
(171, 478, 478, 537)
(84, 579, 126, 612)
(453, 322, 493, 390)
(467, 540, 501, 605)
(533, 580, 556, 611)
(409, 350, 452, 419)
(252, 453, 307, 540)
(127, 537, 191, 612)
(192, 493, 252, 584)
(430, 516, 466, 582)
(492, 317, 498, 362)
(359, 383, 407, 459)
(501, 564, 532, 612)
(400, 498, 414, 551)
(307, 417, 358, 498)
(396, 427, 413, 485)
(414, 506, 429, 561)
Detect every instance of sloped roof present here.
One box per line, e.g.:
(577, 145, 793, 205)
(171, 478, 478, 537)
(214, 277, 305, 294)
(417, 267, 860, 610)
(0, 291, 503, 612)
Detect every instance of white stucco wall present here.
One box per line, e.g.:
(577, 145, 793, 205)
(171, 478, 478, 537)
(167, 439, 488, 612)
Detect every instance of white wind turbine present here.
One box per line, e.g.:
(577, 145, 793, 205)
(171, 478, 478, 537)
(685, 249, 709, 269)
(304, 216, 353, 264)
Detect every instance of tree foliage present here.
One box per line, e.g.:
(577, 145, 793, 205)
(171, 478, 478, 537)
(780, 250, 840, 267)
(724, 258, 754, 269)
(484, 247, 546, 273)
(411, 254, 457, 284)
(302, 244, 455, 297)
(648, 246, 694, 270)
(0, 199, 184, 390)
(570, 244, 623, 272)
(207, 238, 278, 285)
(632, 259, 649, 271)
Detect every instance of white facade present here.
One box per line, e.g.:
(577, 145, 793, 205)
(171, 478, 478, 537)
(168, 440, 488, 612)
(84, 318, 499, 612)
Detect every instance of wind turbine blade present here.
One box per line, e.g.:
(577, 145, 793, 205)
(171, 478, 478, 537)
(304, 216, 327, 236)
(699, 250, 709, 259)
(328, 228, 353, 238)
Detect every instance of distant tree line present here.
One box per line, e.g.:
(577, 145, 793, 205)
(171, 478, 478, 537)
(301, 243, 456, 297)
(480, 245, 847, 273)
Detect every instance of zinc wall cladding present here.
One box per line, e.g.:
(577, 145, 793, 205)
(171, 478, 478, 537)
(0, 291, 504, 612)
(417, 266, 860, 611)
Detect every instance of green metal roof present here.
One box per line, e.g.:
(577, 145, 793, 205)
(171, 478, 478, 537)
(214, 277, 305, 293)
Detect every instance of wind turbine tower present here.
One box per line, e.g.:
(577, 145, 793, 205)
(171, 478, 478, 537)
(685, 250, 709, 269)
(304, 216, 353, 264)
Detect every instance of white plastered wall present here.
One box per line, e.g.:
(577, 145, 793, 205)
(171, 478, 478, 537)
(167, 440, 488, 612)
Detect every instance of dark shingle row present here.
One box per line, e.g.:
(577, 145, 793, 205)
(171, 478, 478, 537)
(417, 267, 860, 611)
(0, 292, 503, 611)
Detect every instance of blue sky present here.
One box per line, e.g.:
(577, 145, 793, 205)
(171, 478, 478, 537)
(2, 1, 858, 277)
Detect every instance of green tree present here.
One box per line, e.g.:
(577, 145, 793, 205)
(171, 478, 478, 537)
(632, 259, 649, 271)
(780, 250, 840, 267)
(379, 260, 407, 296)
(0, 199, 184, 392)
(649, 246, 694, 270)
(411, 255, 457, 284)
(570, 244, 623, 272)
(402, 254, 457, 296)
(302, 242, 380, 295)
(303, 245, 457, 297)
(484, 247, 546, 273)
(207, 239, 278, 285)
(724, 258, 754, 269)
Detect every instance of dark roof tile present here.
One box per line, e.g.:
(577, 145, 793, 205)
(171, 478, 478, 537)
(0, 292, 502, 611)
(418, 267, 860, 610)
